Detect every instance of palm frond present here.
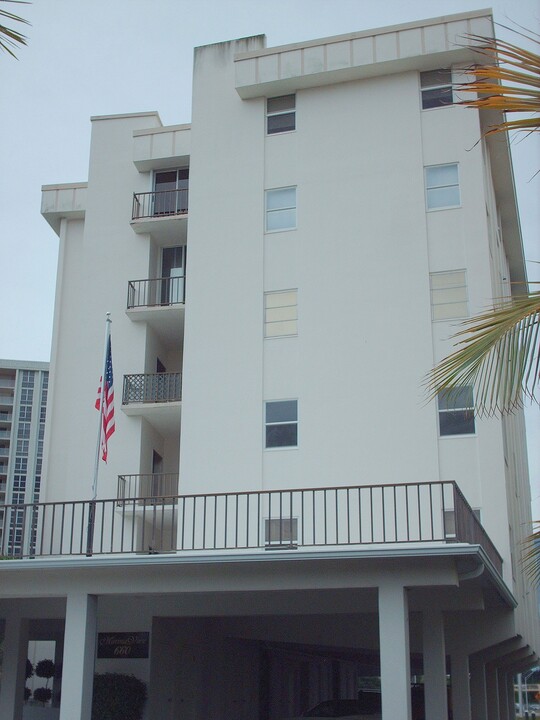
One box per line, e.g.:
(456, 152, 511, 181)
(0, 1, 30, 58)
(457, 34, 540, 136)
(522, 523, 540, 587)
(425, 291, 540, 416)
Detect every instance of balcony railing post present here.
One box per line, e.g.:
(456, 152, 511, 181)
(0, 482, 503, 569)
(132, 189, 189, 220)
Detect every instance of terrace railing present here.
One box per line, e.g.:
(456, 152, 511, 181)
(127, 276, 185, 309)
(0, 482, 503, 573)
(132, 189, 188, 220)
(118, 473, 180, 501)
(122, 372, 182, 405)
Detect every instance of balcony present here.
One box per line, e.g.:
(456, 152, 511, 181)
(118, 473, 180, 502)
(0, 394, 13, 408)
(0, 482, 503, 574)
(126, 277, 185, 343)
(122, 372, 182, 436)
(130, 189, 188, 245)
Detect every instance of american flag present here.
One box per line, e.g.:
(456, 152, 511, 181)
(95, 335, 115, 462)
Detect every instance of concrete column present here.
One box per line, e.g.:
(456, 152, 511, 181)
(470, 655, 487, 720)
(450, 651, 471, 720)
(423, 608, 448, 720)
(59, 593, 97, 720)
(485, 663, 499, 720)
(497, 668, 509, 720)
(379, 581, 411, 720)
(0, 613, 29, 720)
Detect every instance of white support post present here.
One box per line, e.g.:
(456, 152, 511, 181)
(485, 664, 499, 720)
(423, 608, 448, 720)
(379, 581, 411, 720)
(0, 614, 29, 720)
(59, 594, 97, 720)
(450, 651, 472, 720)
(470, 655, 487, 720)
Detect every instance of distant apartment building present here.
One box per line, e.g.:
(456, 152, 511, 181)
(0, 10, 537, 720)
(0, 360, 48, 554)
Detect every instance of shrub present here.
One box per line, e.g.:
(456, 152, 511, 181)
(91, 673, 147, 720)
(33, 686, 52, 705)
(25, 659, 34, 680)
(35, 658, 55, 685)
(24, 686, 31, 702)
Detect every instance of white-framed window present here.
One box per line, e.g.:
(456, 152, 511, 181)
(420, 69, 453, 109)
(267, 94, 296, 134)
(425, 164, 460, 210)
(265, 187, 296, 232)
(438, 386, 475, 436)
(264, 290, 298, 337)
(265, 400, 298, 448)
(430, 270, 468, 320)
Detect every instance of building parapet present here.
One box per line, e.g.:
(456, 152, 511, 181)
(41, 182, 88, 234)
(234, 10, 493, 98)
(133, 124, 191, 172)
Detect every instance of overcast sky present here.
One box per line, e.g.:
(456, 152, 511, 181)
(0, 0, 538, 506)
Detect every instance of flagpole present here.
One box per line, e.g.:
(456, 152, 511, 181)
(87, 313, 112, 555)
(92, 313, 112, 499)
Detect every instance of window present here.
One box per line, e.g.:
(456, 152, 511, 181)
(425, 164, 460, 210)
(264, 290, 298, 337)
(265, 400, 298, 448)
(438, 386, 475, 436)
(420, 69, 453, 109)
(266, 187, 296, 232)
(267, 94, 296, 134)
(153, 168, 189, 215)
(430, 270, 468, 320)
(265, 517, 298, 546)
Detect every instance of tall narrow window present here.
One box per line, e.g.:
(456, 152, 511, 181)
(265, 400, 298, 448)
(266, 187, 296, 232)
(430, 270, 468, 320)
(438, 386, 475, 436)
(161, 246, 186, 304)
(267, 94, 296, 134)
(425, 164, 460, 210)
(264, 290, 298, 337)
(420, 69, 453, 109)
(153, 168, 189, 215)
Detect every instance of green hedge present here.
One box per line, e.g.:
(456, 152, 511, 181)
(91, 673, 147, 720)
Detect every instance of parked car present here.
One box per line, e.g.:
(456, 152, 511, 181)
(289, 696, 382, 719)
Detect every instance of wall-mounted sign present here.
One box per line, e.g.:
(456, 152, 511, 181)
(97, 632, 149, 659)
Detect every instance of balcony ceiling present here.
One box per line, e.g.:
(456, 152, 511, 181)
(122, 401, 181, 437)
(130, 214, 188, 246)
(126, 305, 185, 351)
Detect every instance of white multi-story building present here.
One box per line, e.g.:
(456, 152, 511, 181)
(0, 360, 48, 554)
(0, 10, 537, 720)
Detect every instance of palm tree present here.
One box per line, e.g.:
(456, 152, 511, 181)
(426, 29, 540, 579)
(0, 0, 29, 58)
(426, 30, 539, 413)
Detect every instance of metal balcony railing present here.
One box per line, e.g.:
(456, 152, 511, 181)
(132, 189, 189, 220)
(122, 372, 182, 405)
(118, 473, 180, 501)
(0, 482, 503, 573)
(0, 413, 12, 423)
(127, 276, 185, 309)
